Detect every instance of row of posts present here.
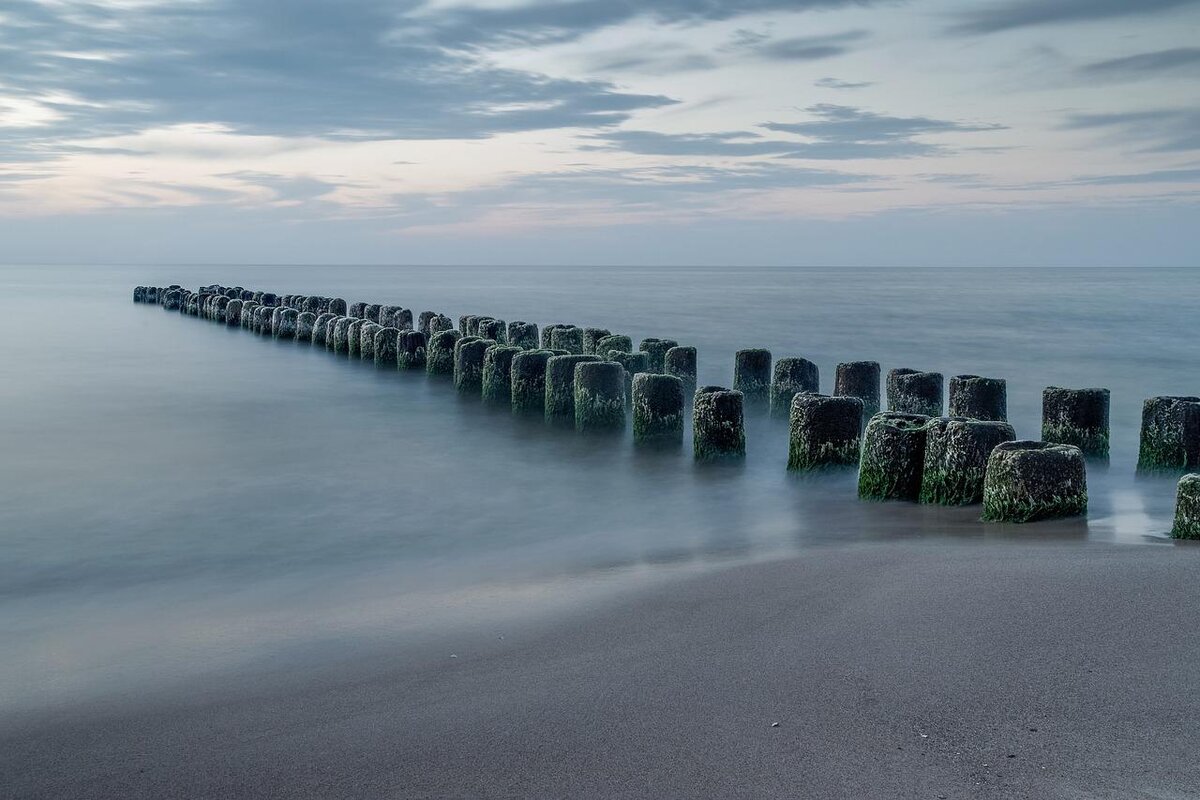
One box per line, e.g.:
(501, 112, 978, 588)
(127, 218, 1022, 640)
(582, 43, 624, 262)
(132, 285, 1200, 535)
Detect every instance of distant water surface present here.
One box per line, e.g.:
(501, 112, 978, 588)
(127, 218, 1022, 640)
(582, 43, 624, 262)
(0, 265, 1194, 711)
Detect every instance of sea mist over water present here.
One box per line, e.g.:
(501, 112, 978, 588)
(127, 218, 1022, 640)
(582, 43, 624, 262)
(0, 265, 1193, 709)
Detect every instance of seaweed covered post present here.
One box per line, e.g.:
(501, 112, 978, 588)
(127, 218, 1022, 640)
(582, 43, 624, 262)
(359, 322, 382, 360)
(607, 351, 651, 405)
(295, 312, 316, 343)
(545, 354, 601, 421)
(477, 318, 506, 342)
(1137, 396, 1200, 473)
(511, 350, 555, 413)
(374, 327, 400, 367)
(274, 308, 299, 340)
(429, 314, 454, 339)
(380, 306, 403, 329)
(1041, 387, 1109, 459)
(364, 304, 382, 324)
(887, 368, 943, 416)
(550, 326, 585, 355)
(482, 345, 523, 404)
(418, 311, 437, 339)
(693, 386, 745, 460)
(632, 374, 685, 443)
(162, 290, 183, 311)
(225, 299, 244, 327)
(349, 302, 367, 319)
(458, 315, 474, 334)
(948, 375, 1008, 421)
(787, 394, 863, 471)
(331, 317, 354, 354)
(664, 346, 697, 396)
(857, 412, 931, 501)
(770, 357, 819, 419)
(540, 324, 565, 349)
(328, 298, 347, 316)
(454, 338, 495, 394)
(133, 286, 146, 302)
(1171, 474, 1200, 539)
(426, 329, 461, 376)
(346, 319, 367, 357)
(920, 418, 1017, 505)
(239, 301, 260, 329)
(982, 441, 1088, 523)
(582, 328, 612, 355)
(506, 321, 539, 350)
(574, 361, 626, 432)
(312, 313, 336, 346)
(640, 338, 679, 374)
(397, 330, 427, 370)
(596, 334, 633, 357)
(733, 349, 772, 406)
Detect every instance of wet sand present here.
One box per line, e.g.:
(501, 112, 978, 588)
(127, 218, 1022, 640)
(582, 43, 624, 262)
(3, 540, 1199, 799)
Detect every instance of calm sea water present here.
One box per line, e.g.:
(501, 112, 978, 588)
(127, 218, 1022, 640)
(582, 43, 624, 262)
(0, 265, 1194, 710)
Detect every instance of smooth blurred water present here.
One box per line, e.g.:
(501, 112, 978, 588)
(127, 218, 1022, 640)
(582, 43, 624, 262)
(0, 265, 1194, 710)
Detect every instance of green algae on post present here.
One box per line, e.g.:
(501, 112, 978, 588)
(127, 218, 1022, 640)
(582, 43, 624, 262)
(857, 412, 931, 501)
(920, 418, 1016, 506)
(1171, 474, 1200, 539)
(1137, 396, 1200, 473)
(771, 357, 819, 419)
(663, 346, 697, 397)
(596, 334, 633, 357)
(482, 345, 523, 404)
(632, 373, 685, 443)
(397, 330, 427, 370)
(349, 302, 367, 319)
(511, 350, 555, 413)
(606, 350, 651, 405)
(982, 441, 1087, 523)
(787, 394, 863, 471)
(1041, 386, 1109, 459)
(582, 328, 612, 355)
(374, 327, 400, 367)
(359, 322, 382, 360)
(693, 385, 745, 461)
(346, 319, 368, 357)
(550, 326, 585, 355)
(225, 299, 243, 326)
(418, 311, 437, 338)
(574, 361, 626, 432)
(948, 375, 1007, 421)
(295, 312, 317, 343)
(733, 349, 772, 405)
(640, 338, 679, 374)
(428, 314, 454, 339)
(312, 313, 336, 345)
(331, 316, 354, 353)
(477, 318, 506, 342)
(887, 368, 943, 416)
(426, 329, 461, 375)
(162, 290, 182, 311)
(545, 354, 601, 421)
(506, 321, 539, 350)
(454, 338, 494, 394)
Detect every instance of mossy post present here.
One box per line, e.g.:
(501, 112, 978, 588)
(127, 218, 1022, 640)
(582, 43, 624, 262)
(787, 394, 863, 471)
(274, 308, 299, 340)
(550, 326, 584, 355)
(857, 412, 931, 501)
(364, 304, 382, 324)
(240, 302, 260, 329)
(596, 334, 633, 356)
(664, 346, 697, 396)
(1137, 396, 1200, 473)
(359, 322, 382, 360)
(607, 351, 651, 405)
(454, 338, 494, 394)
(545, 354, 601, 421)
(511, 350, 554, 414)
(948, 375, 1008, 421)
(426, 329, 461, 376)
(770, 357, 819, 419)
(640, 338, 678, 374)
(920, 418, 1016, 505)
(733, 349, 772, 406)
(887, 369, 943, 416)
(397, 330, 427, 370)
(693, 386, 745, 461)
(540, 324, 564, 349)
(1171, 474, 1200, 539)
(574, 361, 626, 432)
(346, 319, 367, 357)
(478, 318, 506, 342)
(295, 312, 316, 342)
(582, 328, 612, 355)
(225, 299, 244, 327)
(418, 311, 437, 338)
(429, 314, 453, 338)
(482, 345, 522, 404)
(329, 298, 347, 316)
(632, 373, 685, 443)
(331, 317, 354, 354)
(982, 441, 1087, 523)
(349, 302, 367, 319)
(374, 327, 400, 367)
(380, 306, 403, 329)
(312, 313, 336, 346)
(163, 290, 183, 311)
(459, 315, 474, 335)
(1041, 387, 1109, 459)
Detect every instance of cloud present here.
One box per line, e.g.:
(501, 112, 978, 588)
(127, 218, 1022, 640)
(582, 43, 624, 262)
(764, 104, 1004, 159)
(1080, 47, 1200, 80)
(815, 77, 874, 89)
(1063, 108, 1200, 153)
(946, 0, 1200, 35)
(582, 130, 800, 157)
(1068, 168, 1200, 185)
(749, 30, 870, 61)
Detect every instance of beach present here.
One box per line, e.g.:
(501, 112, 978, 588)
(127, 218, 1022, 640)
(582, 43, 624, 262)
(4, 540, 1198, 799)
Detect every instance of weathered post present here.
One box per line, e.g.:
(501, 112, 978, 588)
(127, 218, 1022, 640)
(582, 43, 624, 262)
(948, 375, 1007, 421)
(482, 345, 523, 404)
(1171, 474, 1200, 539)
(982, 441, 1088, 523)
(582, 328, 612, 355)
(478, 318, 506, 342)
(550, 326, 584, 355)
(607, 351, 651, 405)
(374, 327, 400, 367)
(733, 349, 772, 405)
(1041, 387, 1109, 459)
(574, 361, 626, 432)
(887, 369, 943, 416)
(541, 324, 567, 349)
(427, 330, 461, 375)
(380, 306, 404, 329)
(359, 321, 382, 360)
(295, 312, 316, 343)
(418, 311, 438, 339)
(545, 354, 600, 420)
(640, 338, 679, 374)
(857, 412, 931, 501)
(275, 308, 299, 340)
(162, 290, 183, 311)
(920, 418, 1016, 505)
(397, 330, 427, 370)
(312, 313, 336, 346)
(364, 304, 382, 324)
(429, 314, 454, 338)
(346, 319, 367, 357)
(693, 386, 746, 460)
(328, 298, 347, 316)
(349, 302, 367, 319)
(239, 301, 260, 329)
(786, 394, 863, 471)
(511, 350, 555, 413)
(459, 315, 476, 335)
(1138, 396, 1200, 473)
(632, 373, 685, 443)
(225, 299, 244, 327)
(770, 357, 819, 419)
(454, 338, 495, 394)
(507, 321, 539, 350)
(596, 334, 633, 357)
(331, 317, 354, 354)
(664, 346, 697, 396)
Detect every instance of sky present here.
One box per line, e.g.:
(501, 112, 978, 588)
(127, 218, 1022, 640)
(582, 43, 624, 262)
(1, 0, 1198, 266)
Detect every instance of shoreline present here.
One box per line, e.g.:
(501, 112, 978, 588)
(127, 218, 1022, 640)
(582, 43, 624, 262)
(4, 539, 1199, 799)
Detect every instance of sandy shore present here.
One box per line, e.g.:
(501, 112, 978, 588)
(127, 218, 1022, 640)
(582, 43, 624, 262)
(3, 540, 1199, 799)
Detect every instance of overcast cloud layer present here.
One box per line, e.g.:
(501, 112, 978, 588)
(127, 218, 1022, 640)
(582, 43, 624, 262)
(1, 0, 1198, 265)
